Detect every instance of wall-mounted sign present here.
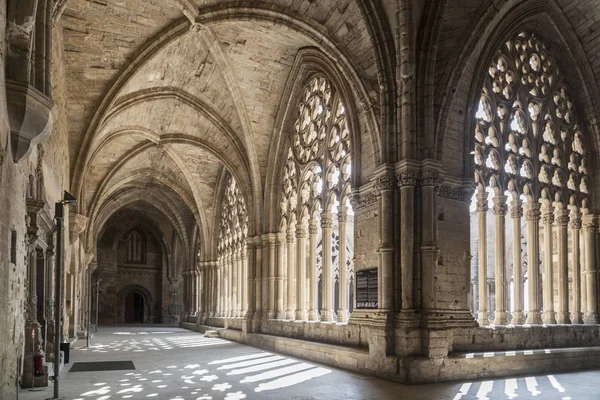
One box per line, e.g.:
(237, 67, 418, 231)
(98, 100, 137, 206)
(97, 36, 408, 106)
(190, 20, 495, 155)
(356, 269, 378, 309)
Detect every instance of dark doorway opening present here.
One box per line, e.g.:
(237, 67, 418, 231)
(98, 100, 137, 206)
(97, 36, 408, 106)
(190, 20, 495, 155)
(125, 292, 144, 323)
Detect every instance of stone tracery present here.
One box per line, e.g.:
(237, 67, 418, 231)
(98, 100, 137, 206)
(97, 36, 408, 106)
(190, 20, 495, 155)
(280, 74, 354, 323)
(471, 31, 595, 325)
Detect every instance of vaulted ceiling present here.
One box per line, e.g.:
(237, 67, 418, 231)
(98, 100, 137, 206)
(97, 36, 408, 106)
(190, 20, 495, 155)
(62, 0, 384, 255)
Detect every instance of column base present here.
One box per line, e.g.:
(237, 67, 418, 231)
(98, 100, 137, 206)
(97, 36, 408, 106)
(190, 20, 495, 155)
(267, 310, 276, 319)
(584, 312, 599, 324)
(276, 311, 286, 320)
(308, 309, 319, 321)
(477, 311, 489, 326)
(321, 309, 335, 322)
(570, 311, 583, 324)
(525, 311, 542, 324)
(555, 312, 571, 324)
(337, 309, 349, 323)
(286, 309, 295, 320)
(295, 310, 307, 321)
(511, 311, 524, 325)
(542, 311, 556, 325)
(493, 311, 508, 325)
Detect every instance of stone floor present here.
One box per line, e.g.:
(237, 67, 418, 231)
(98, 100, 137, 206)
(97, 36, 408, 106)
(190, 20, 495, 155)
(18, 326, 600, 400)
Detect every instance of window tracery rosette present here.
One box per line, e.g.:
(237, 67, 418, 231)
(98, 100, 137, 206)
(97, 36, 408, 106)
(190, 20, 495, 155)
(475, 31, 589, 208)
(218, 176, 248, 259)
(282, 74, 353, 225)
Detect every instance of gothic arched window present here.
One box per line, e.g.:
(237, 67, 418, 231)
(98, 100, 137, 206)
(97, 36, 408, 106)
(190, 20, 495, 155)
(127, 230, 145, 264)
(281, 74, 355, 323)
(216, 175, 248, 318)
(471, 31, 590, 327)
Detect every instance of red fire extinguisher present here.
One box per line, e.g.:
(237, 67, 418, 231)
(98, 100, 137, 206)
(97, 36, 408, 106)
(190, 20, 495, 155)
(35, 350, 45, 376)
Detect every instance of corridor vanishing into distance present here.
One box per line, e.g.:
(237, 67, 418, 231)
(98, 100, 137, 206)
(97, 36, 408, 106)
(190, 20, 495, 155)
(19, 327, 600, 400)
(7, 0, 600, 399)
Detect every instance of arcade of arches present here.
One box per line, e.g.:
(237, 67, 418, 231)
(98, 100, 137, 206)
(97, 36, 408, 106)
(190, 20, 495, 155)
(5, 0, 600, 396)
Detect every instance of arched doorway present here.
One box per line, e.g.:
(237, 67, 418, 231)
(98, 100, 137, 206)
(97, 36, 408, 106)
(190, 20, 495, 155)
(125, 292, 145, 323)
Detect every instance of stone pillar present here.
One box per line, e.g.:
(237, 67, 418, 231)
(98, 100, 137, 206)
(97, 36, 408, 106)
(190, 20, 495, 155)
(583, 217, 598, 324)
(254, 237, 263, 318)
(398, 171, 416, 311)
(241, 242, 248, 318)
(237, 244, 243, 317)
(337, 207, 349, 322)
(267, 235, 276, 319)
(308, 218, 319, 321)
(569, 209, 583, 324)
(191, 268, 198, 317)
(321, 213, 335, 321)
(216, 259, 221, 317)
(226, 247, 232, 318)
(511, 200, 524, 325)
(555, 206, 570, 324)
(581, 228, 588, 316)
(476, 191, 489, 326)
(492, 196, 508, 325)
(231, 242, 240, 318)
(542, 206, 556, 325)
(420, 171, 440, 313)
(295, 224, 308, 320)
(525, 202, 542, 324)
(276, 234, 286, 319)
(286, 226, 296, 320)
(375, 176, 396, 313)
(246, 238, 256, 319)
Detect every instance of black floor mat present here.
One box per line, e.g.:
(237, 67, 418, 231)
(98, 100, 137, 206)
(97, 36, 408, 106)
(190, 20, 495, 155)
(69, 361, 135, 372)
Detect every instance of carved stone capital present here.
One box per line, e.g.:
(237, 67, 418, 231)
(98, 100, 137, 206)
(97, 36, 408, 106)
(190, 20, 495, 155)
(542, 213, 555, 225)
(374, 176, 397, 193)
(397, 171, 417, 187)
(476, 199, 488, 213)
(321, 215, 334, 229)
(555, 214, 570, 227)
(295, 226, 307, 239)
(309, 221, 319, 235)
(569, 218, 582, 230)
(511, 205, 523, 219)
(419, 171, 442, 189)
(350, 191, 378, 210)
(338, 211, 348, 223)
(583, 223, 596, 233)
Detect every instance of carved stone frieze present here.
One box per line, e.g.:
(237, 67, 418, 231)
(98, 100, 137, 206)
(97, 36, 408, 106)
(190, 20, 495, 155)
(437, 183, 474, 202)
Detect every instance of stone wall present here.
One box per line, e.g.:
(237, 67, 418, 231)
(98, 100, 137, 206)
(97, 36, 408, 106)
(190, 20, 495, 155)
(0, 12, 71, 396)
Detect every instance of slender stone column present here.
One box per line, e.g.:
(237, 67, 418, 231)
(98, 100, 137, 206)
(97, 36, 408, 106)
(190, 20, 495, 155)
(245, 238, 256, 319)
(216, 259, 222, 317)
(581, 229, 588, 316)
(555, 206, 570, 324)
(197, 265, 204, 319)
(525, 203, 543, 324)
(493, 196, 508, 325)
(276, 234, 286, 319)
(337, 207, 349, 322)
(295, 224, 308, 320)
(398, 171, 416, 311)
(286, 226, 296, 320)
(476, 191, 489, 326)
(261, 235, 269, 317)
(321, 213, 335, 322)
(267, 235, 276, 319)
(191, 269, 199, 317)
(226, 247, 232, 318)
(308, 219, 319, 321)
(569, 209, 583, 324)
(241, 243, 248, 317)
(375, 176, 396, 313)
(511, 200, 524, 325)
(542, 207, 556, 325)
(236, 245, 243, 317)
(583, 218, 598, 323)
(254, 237, 263, 318)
